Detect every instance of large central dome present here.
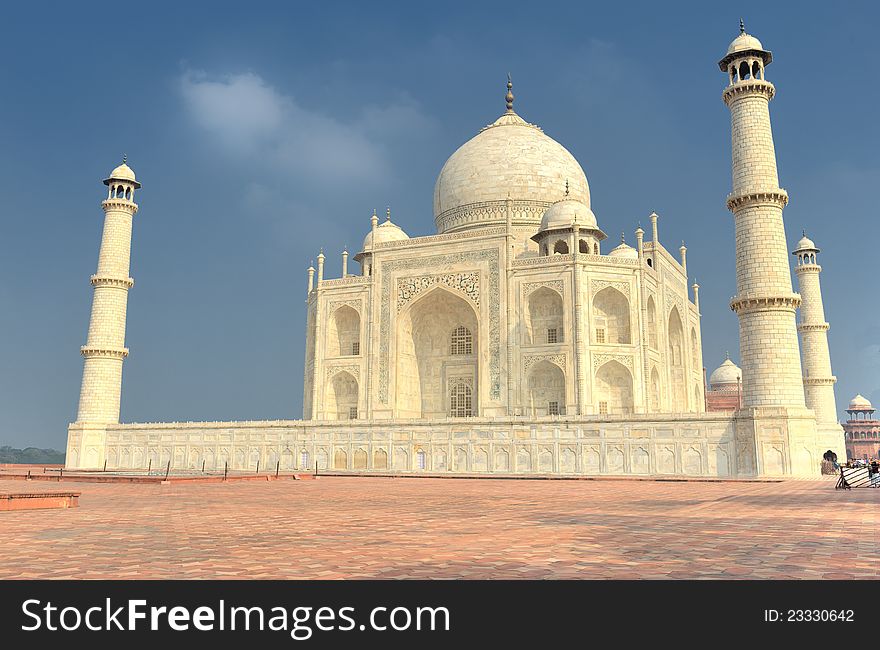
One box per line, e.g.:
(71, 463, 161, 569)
(433, 98, 590, 234)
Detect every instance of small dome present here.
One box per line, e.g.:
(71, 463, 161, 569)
(537, 198, 599, 232)
(794, 235, 817, 252)
(607, 239, 638, 260)
(718, 26, 772, 70)
(362, 219, 409, 250)
(726, 32, 764, 56)
(709, 358, 742, 387)
(848, 394, 873, 410)
(103, 161, 141, 188)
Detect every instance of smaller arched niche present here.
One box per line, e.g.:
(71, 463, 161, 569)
(327, 306, 360, 357)
(527, 287, 563, 345)
(592, 287, 631, 344)
(649, 367, 661, 413)
(527, 360, 565, 416)
(553, 239, 569, 255)
(646, 296, 658, 349)
(595, 360, 633, 415)
(326, 371, 359, 420)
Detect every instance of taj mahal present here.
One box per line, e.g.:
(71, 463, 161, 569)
(66, 25, 846, 476)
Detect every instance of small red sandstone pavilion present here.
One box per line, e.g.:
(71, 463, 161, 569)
(843, 394, 880, 461)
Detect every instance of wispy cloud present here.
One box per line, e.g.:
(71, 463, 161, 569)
(179, 70, 435, 189)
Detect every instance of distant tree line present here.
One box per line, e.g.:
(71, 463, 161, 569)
(0, 446, 65, 464)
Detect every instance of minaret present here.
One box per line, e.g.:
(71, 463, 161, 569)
(792, 234, 839, 428)
(719, 23, 805, 409)
(76, 159, 140, 426)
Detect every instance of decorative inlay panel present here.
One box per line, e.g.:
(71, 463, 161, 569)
(523, 280, 563, 298)
(592, 353, 634, 373)
(329, 299, 362, 313)
(591, 279, 630, 299)
(664, 287, 686, 318)
(325, 365, 360, 381)
(522, 354, 566, 374)
(397, 272, 480, 312)
(379, 249, 500, 403)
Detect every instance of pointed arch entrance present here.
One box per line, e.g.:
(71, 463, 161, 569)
(395, 287, 479, 418)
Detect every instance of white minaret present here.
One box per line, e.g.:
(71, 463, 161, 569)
(720, 23, 805, 410)
(76, 159, 140, 427)
(792, 234, 839, 428)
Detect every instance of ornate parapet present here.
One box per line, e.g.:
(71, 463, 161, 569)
(320, 276, 371, 288)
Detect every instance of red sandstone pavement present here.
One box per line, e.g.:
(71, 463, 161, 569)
(0, 476, 876, 579)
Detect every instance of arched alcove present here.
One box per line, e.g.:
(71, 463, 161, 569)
(668, 308, 687, 411)
(649, 367, 661, 413)
(325, 371, 359, 420)
(595, 360, 633, 415)
(527, 287, 563, 345)
(396, 288, 478, 418)
(526, 360, 565, 416)
(646, 296, 658, 349)
(592, 287, 631, 344)
(327, 306, 360, 357)
(553, 239, 569, 254)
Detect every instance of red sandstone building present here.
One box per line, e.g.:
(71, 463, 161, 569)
(843, 395, 880, 460)
(705, 355, 742, 412)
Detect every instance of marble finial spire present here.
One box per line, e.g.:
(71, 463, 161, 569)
(386, 206, 391, 221)
(505, 73, 514, 112)
(739, 18, 745, 34)
(122, 153, 127, 164)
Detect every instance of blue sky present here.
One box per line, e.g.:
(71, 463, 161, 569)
(1, 1, 877, 448)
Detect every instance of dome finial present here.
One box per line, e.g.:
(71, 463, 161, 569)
(564, 179, 569, 197)
(386, 206, 391, 221)
(739, 18, 745, 35)
(505, 73, 514, 112)
(620, 232, 626, 244)
(122, 153, 127, 164)
(726, 350, 730, 360)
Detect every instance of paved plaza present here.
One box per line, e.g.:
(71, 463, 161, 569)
(0, 476, 876, 579)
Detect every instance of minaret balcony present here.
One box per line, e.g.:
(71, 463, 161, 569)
(80, 346, 129, 360)
(730, 293, 801, 314)
(722, 78, 775, 105)
(101, 198, 139, 213)
(726, 188, 788, 211)
(90, 274, 134, 289)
